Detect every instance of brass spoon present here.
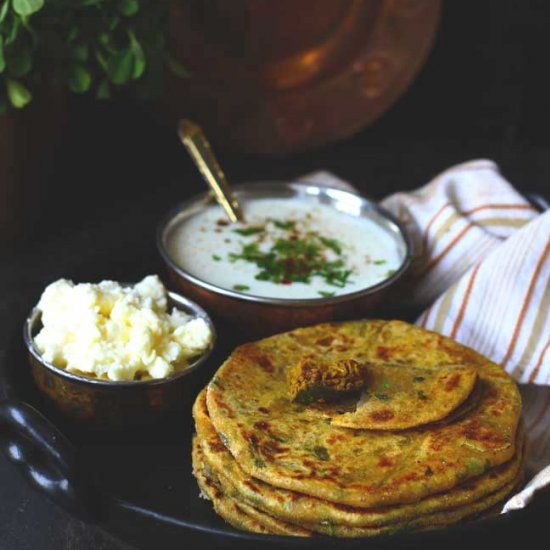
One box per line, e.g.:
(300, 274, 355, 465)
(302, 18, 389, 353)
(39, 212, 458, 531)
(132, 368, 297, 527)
(178, 119, 245, 223)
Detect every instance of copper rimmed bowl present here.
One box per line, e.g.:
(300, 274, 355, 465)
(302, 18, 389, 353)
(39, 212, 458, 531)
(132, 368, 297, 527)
(24, 290, 216, 428)
(157, 181, 412, 336)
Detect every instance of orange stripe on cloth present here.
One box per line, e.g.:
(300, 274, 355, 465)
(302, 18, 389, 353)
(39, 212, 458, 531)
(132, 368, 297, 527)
(421, 203, 451, 252)
(450, 263, 482, 339)
(418, 308, 431, 328)
(461, 203, 537, 216)
(528, 335, 550, 384)
(419, 222, 474, 277)
(501, 237, 550, 368)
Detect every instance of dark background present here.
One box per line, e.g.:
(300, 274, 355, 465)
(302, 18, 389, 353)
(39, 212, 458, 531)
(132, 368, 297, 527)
(2, 1, 550, 549)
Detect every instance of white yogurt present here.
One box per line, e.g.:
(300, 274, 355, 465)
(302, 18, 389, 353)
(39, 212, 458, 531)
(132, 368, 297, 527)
(166, 198, 404, 299)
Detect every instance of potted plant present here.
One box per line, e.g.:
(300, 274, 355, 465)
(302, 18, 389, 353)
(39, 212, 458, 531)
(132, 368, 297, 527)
(0, 0, 183, 244)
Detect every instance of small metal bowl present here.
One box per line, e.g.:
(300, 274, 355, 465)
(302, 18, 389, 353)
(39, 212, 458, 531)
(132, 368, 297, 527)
(157, 181, 412, 336)
(24, 290, 216, 428)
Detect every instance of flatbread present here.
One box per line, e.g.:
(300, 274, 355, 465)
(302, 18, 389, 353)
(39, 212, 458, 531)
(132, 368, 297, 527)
(194, 388, 524, 528)
(206, 320, 522, 508)
(192, 437, 313, 537)
(194, 427, 522, 538)
(332, 364, 478, 430)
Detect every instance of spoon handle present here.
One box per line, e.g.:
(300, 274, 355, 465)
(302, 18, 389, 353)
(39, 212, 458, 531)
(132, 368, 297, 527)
(178, 119, 245, 223)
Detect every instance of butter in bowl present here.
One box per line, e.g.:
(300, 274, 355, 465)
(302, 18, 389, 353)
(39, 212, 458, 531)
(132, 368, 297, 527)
(24, 275, 216, 428)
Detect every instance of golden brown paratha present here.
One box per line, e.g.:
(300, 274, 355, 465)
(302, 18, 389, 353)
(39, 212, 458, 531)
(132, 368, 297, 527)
(195, 427, 523, 538)
(194, 388, 524, 529)
(206, 320, 522, 508)
(193, 437, 313, 536)
(332, 363, 478, 430)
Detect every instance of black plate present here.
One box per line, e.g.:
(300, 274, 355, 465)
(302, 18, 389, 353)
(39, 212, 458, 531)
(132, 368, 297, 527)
(0, 194, 549, 550)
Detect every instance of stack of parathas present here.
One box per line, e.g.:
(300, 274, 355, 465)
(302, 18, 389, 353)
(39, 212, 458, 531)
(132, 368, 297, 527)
(192, 320, 524, 537)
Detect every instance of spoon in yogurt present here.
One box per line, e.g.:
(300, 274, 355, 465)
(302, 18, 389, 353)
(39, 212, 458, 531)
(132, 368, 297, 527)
(178, 119, 245, 223)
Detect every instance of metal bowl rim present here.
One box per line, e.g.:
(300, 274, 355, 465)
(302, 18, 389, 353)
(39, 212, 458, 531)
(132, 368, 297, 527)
(157, 180, 413, 308)
(23, 289, 217, 388)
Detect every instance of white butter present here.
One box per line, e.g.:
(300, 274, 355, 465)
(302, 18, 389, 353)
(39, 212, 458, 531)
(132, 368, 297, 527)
(34, 275, 212, 381)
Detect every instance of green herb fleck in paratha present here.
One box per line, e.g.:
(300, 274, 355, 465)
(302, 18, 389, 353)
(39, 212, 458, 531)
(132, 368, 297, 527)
(417, 390, 428, 401)
(375, 392, 391, 401)
(313, 445, 330, 461)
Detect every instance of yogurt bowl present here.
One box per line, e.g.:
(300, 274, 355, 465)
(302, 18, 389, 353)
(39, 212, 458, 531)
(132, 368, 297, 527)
(157, 182, 412, 336)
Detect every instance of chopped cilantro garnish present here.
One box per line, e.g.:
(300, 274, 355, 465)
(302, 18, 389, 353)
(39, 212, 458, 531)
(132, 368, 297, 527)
(373, 259, 387, 265)
(229, 234, 352, 288)
(318, 291, 335, 298)
(272, 219, 296, 230)
(212, 254, 222, 261)
(233, 284, 250, 291)
(233, 226, 265, 236)
(386, 269, 396, 277)
(319, 236, 342, 255)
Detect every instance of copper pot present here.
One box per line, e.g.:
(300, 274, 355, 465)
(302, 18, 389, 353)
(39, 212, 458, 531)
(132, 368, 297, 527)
(164, 0, 440, 155)
(157, 181, 412, 337)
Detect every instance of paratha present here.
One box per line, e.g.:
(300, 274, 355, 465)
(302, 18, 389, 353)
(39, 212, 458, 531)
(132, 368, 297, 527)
(332, 363, 478, 430)
(194, 388, 524, 529)
(206, 320, 522, 508)
(193, 437, 313, 536)
(194, 431, 523, 538)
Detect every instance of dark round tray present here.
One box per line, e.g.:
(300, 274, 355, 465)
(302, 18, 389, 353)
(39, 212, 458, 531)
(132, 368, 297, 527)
(1, 193, 549, 550)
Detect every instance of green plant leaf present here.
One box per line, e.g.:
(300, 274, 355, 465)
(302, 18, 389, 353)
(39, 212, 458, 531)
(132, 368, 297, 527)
(166, 55, 189, 79)
(96, 79, 110, 99)
(117, 0, 139, 17)
(68, 64, 91, 93)
(6, 19, 21, 44)
(72, 43, 89, 62)
(106, 46, 134, 84)
(0, 1, 10, 23)
(67, 26, 79, 42)
(0, 93, 7, 115)
(107, 14, 120, 32)
(0, 41, 5, 73)
(13, 0, 44, 17)
(128, 31, 145, 79)
(6, 78, 32, 108)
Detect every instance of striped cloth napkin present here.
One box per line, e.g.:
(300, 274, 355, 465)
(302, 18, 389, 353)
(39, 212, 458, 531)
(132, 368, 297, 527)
(303, 159, 550, 512)
(381, 159, 549, 386)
